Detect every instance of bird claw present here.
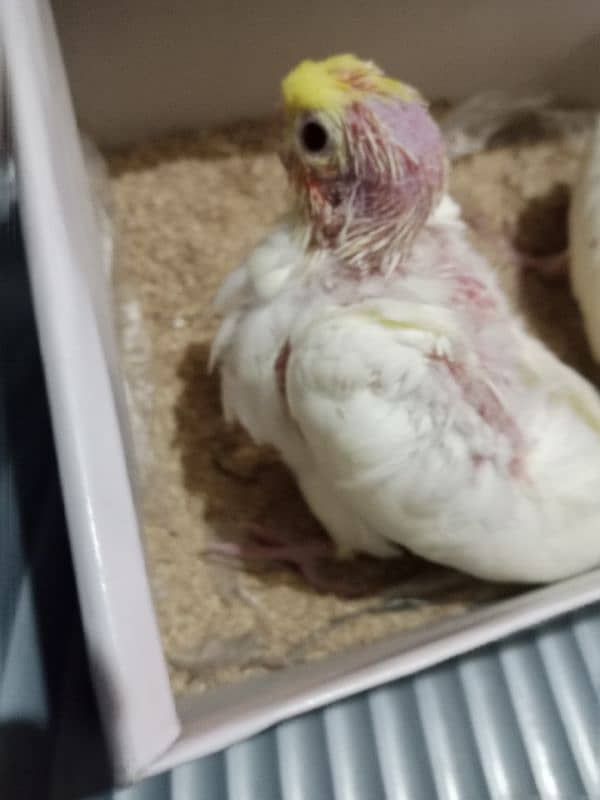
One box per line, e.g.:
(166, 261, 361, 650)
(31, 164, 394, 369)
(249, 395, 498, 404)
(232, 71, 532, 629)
(204, 523, 382, 597)
(518, 249, 569, 281)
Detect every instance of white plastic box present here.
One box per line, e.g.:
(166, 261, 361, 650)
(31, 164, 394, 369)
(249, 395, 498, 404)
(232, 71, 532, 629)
(3, 0, 600, 783)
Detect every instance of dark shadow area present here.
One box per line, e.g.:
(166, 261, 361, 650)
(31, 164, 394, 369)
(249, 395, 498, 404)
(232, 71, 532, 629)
(0, 722, 52, 799)
(0, 211, 113, 798)
(518, 268, 600, 387)
(513, 187, 600, 387)
(513, 182, 570, 260)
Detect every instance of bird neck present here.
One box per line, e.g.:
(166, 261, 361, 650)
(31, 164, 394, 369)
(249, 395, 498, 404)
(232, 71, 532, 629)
(292, 101, 447, 275)
(301, 174, 433, 275)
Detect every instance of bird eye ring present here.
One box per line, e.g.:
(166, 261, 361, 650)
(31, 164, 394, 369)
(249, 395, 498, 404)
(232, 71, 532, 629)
(299, 119, 329, 154)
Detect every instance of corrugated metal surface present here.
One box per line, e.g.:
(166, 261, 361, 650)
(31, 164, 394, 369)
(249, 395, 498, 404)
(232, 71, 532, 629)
(1, 196, 599, 799)
(85, 613, 598, 800)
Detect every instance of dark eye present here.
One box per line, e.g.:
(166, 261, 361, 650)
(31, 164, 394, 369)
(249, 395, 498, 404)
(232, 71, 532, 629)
(300, 120, 329, 154)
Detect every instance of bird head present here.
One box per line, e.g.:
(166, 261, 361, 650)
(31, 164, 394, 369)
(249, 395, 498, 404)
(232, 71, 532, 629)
(280, 54, 447, 273)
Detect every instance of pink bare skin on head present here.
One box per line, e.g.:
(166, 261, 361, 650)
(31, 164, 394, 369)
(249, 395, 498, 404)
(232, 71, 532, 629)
(288, 96, 447, 276)
(365, 97, 447, 188)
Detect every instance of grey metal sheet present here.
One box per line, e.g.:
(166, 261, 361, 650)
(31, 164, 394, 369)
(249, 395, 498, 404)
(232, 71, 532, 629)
(89, 614, 599, 800)
(1, 204, 599, 799)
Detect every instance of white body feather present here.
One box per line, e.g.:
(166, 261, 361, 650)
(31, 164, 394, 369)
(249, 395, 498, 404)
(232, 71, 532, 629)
(212, 196, 600, 583)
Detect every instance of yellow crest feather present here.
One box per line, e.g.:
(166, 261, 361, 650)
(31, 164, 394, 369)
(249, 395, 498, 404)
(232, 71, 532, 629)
(281, 54, 422, 113)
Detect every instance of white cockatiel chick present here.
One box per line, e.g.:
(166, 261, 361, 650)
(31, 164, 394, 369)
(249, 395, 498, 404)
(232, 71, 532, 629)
(211, 55, 600, 585)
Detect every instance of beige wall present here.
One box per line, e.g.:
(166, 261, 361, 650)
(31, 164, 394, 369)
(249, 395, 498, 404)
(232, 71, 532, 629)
(51, 0, 600, 146)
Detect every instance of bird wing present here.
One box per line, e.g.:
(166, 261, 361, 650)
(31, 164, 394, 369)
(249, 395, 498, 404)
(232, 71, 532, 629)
(283, 299, 497, 556)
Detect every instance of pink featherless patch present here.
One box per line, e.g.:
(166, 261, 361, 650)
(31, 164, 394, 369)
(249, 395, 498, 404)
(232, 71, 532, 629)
(367, 98, 446, 191)
(452, 275, 497, 311)
(436, 354, 525, 479)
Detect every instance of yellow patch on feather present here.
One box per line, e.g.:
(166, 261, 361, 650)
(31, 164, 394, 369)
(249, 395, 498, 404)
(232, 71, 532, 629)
(281, 54, 422, 113)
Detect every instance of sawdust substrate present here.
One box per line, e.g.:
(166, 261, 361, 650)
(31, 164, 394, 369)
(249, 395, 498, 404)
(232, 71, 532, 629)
(106, 115, 597, 696)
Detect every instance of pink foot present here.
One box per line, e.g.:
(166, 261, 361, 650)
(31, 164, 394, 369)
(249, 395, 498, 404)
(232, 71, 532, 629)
(518, 249, 569, 281)
(463, 213, 569, 283)
(205, 524, 378, 597)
